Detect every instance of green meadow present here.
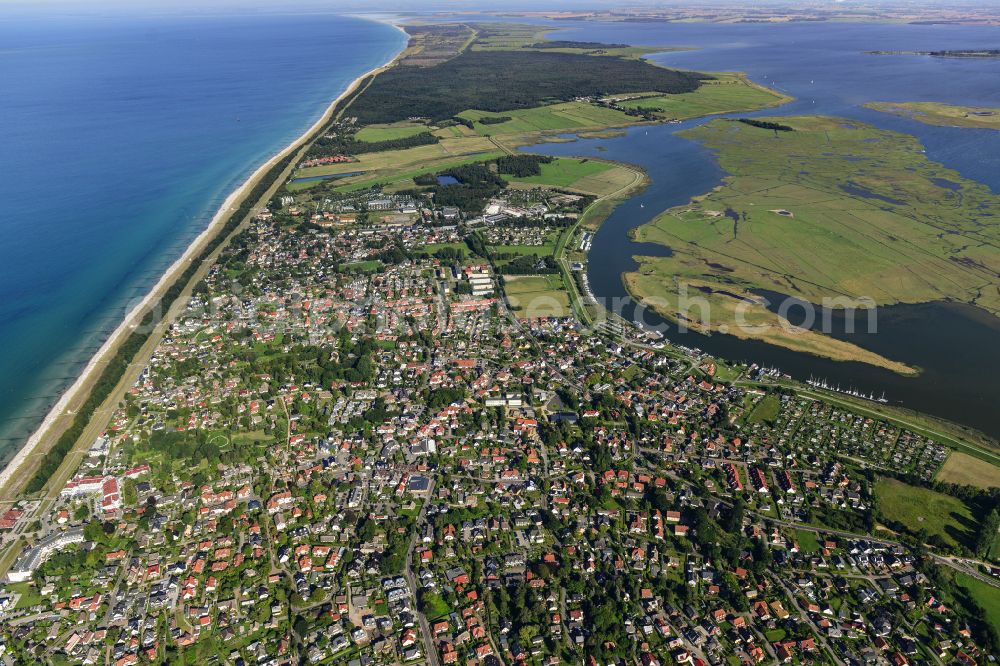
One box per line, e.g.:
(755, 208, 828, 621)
(875, 477, 976, 549)
(866, 101, 1000, 130)
(459, 102, 636, 136)
(627, 115, 1000, 371)
(504, 274, 571, 319)
(616, 72, 791, 120)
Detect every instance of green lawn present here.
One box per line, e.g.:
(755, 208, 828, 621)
(764, 628, 786, 642)
(747, 394, 781, 424)
(9, 581, 42, 609)
(795, 529, 821, 554)
(342, 260, 381, 272)
(421, 242, 468, 253)
(334, 151, 505, 193)
(875, 477, 976, 549)
(956, 573, 1000, 642)
(420, 591, 452, 620)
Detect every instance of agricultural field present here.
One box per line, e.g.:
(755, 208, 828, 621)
(866, 101, 1000, 130)
(504, 274, 571, 319)
(469, 22, 677, 59)
(627, 115, 1000, 371)
(937, 451, 1000, 489)
(875, 477, 977, 549)
(468, 23, 551, 51)
(459, 102, 637, 136)
(292, 135, 504, 192)
(355, 122, 430, 142)
(615, 72, 791, 120)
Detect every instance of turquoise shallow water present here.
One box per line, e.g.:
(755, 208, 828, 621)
(0, 8, 406, 466)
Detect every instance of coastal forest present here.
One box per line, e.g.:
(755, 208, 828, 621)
(349, 50, 706, 124)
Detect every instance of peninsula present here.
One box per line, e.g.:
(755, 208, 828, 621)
(866, 100, 1000, 130)
(1, 18, 999, 666)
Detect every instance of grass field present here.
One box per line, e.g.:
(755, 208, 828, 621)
(469, 23, 551, 51)
(506, 157, 612, 188)
(956, 573, 1000, 641)
(875, 477, 976, 549)
(937, 451, 1000, 489)
(459, 102, 637, 136)
(471, 23, 675, 59)
(508, 158, 639, 198)
(355, 122, 430, 142)
(296, 136, 497, 178)
(866, 101, 1000, 130)
(615, 72, 791, 120)
(505, 274, 571, 319)
(294, 71, 786, 196)
(627, 115, 1000, 372)
(795, 529, 821, 554)
(9, 581, 42, 610)
(746, 394, 781, 424)
(289, 133, 505, 193)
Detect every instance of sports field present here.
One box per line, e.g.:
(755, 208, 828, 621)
(505, 275, 571, 319)
(937, 451, 1000, 489)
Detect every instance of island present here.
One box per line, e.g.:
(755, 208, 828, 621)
(866, 100, 1000, 130)
(867, 49, 1000, 58)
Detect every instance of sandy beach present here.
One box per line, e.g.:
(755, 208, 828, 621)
(0, 22, 408, 498)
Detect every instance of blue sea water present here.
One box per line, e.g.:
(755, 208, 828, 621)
(0, 8, 406, 466)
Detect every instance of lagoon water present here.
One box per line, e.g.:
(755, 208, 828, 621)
(0, 8, 406, 467)
(520, 20, 1000, 437)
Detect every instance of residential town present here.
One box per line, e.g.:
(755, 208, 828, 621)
(1, 168, 998, 666)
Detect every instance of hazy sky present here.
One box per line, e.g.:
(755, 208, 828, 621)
(3, 0, 992, 18)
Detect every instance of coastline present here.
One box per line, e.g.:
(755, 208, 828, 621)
(0, 20, 408, 498)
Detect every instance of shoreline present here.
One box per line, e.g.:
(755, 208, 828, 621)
(0, 19, 408, 498)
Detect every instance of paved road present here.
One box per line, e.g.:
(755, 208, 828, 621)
(403, 478, 439, 666)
